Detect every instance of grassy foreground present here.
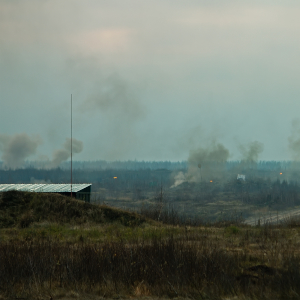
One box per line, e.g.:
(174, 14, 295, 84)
(1, 192, 300, 299)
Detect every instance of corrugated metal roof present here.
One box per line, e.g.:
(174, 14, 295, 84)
(0, 184, 91, 193)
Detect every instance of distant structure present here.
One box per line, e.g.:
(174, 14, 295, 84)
(237, 174, 246, 181)
(0, 184, 92, 203)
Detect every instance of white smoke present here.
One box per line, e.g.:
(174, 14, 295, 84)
(170, 171, 186, 188)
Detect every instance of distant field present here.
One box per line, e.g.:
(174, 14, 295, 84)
(92, 177, 300, 224)
(1, 162, 300, 223)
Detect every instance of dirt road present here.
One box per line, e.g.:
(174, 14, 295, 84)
(244, 207, 300, 226)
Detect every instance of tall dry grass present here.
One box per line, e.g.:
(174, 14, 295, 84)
(1, 229, 300, 299)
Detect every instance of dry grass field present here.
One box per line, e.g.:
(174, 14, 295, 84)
(1, 191, 300, 299)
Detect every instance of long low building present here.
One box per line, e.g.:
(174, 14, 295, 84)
(0, 184, 92, 202)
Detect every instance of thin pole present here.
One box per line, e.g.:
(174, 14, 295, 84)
(71, 94, 72, 197)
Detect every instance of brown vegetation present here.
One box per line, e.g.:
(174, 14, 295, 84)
(1, 191, 300, 299)
(0, 190, 146, 228)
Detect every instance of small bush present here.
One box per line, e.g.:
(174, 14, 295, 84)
(18, 210, 34, 228)
(225, 225, 240, 235)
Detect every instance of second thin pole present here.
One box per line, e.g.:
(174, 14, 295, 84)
(71, 94, 73, 198)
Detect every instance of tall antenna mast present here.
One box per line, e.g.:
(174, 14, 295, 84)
(71, 94, 73, 197)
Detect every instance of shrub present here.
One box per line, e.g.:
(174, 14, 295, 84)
(225, 225, 240, 235)
(18, 210, 34, 228)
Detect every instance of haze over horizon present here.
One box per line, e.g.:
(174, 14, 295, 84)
(1, 0, 300, 167)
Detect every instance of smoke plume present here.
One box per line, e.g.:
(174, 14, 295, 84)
(76, 70, 145, 160)
(30, 177, 51, 184)
(0, 133, 42, 169)
(238, 141, 264, 162)
(51, 138, 83, 167)
(82, 74, 144, 122)
(288, 119, 300, 161)
(188, 142, 230, 164)
(171, 141, 230, 188)
(171, 171, 187, 188)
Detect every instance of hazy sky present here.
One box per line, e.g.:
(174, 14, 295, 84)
(1, 0, 300, 163)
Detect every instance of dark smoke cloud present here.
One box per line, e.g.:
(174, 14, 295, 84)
(77, 71, 146, 160)
(188, 142, 230, 164)
(288, 119, 300, 160)
(0, 133, 42, 169)
(82, 74, 145, 122)
(238, 141, 264, 162)
(65, 55, 146, 160)
(51, 138, 83, 168)
(171, 141, 230, 188)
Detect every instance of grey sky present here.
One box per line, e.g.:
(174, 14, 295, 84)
(1, 0, 300, 163)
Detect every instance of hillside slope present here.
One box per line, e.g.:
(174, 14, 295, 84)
(0, 191, 146, 228)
